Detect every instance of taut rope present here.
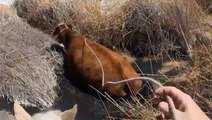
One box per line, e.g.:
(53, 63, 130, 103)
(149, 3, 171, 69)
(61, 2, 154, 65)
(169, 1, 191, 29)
(105, 77, 178, 120)
(54, 24, 177, 120)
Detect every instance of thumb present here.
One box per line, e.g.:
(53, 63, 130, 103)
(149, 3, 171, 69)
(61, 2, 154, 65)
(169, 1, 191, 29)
(158, 101, 169, 115)
(158, 101, 184, 119)
(158, 101, 173, 119)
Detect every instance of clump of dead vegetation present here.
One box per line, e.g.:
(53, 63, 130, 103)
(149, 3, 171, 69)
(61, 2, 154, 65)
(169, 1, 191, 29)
(14, 0, 209, 57)
(0, 5, 62, 108)
(12, 0, 212, 119)
(73, 0, 206, 56)
(13, 0, 73, 33)
(0, 111, 15, 120)
(195, 0, 212, 13)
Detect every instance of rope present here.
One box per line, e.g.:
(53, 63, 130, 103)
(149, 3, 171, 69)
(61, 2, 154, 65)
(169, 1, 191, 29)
(84, 38, 105, 87)
(105, 77, 178, 120)
(54, 24, 177, 120)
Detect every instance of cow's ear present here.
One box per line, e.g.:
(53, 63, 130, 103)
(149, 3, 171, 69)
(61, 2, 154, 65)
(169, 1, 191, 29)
(14, 100, 33, 120)
(61, 104, 78, 120)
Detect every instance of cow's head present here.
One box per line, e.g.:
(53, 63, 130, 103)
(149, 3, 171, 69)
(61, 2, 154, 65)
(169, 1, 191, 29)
(53, 23, 73, 45)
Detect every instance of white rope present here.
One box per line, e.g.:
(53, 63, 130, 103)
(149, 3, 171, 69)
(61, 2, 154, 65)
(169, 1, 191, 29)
(54, 24, 177, 120)
(84, 38, 105, 87)
(105, 77, 178, 120)
(105, 77, 162, 87)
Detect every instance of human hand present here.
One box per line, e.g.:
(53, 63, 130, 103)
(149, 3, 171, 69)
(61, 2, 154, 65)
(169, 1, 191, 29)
(155, 86, 210, 120)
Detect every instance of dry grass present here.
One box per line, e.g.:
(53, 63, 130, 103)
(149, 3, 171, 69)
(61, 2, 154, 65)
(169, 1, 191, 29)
(73, 0, 205, 56)
(0, 5, 62, 108)
(0, 111, 15, 120)
(195, 0, 212, 13)
(13, 0, 74, 33)
(11, 0, 212, 119)
(190, 43, 212, 117)
(14, 0, 208, 56)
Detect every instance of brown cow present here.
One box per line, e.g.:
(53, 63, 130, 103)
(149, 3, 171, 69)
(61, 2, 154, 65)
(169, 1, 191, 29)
(53, 24, 142, 98)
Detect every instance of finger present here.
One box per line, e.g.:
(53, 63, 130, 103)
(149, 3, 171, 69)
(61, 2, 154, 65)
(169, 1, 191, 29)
(158, 102, 185, 120)
(155, 86, 186, 103)
(158, 101, 169, 114)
